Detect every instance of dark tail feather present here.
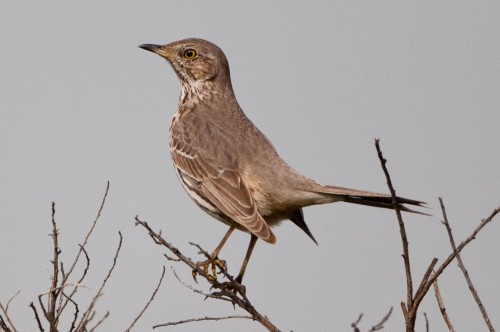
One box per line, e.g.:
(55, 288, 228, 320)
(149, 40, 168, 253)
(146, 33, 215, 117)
(317, 185, 429, 215)
(342, 195, 430, 216)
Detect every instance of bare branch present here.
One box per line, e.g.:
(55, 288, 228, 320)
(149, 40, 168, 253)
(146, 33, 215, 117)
(164, 253, 180, 262)
(76, 231, 122, 331)
(135, 216, 280, 331)
(48, 202, 60, 332)
(375, 140, 499, 331)
(438, 198, 494, 331)
(351, 313, 363, 332)
(374, 139, 414, 330)
(3, 291, 20, 316)
(0, 291, 20, 332)
(154, 315, 254, 328)
(126, 266, 166, 332)
(57, 182, 110, 319)
(414, 258, 438, 300)
(432, 276, 455, 332)
(134, 217, 198, 270)
(171, 268, 233, 303)
(61, 181, 110, 286)
(88, 311, 110, 332)
(56, 245, 90, 323)
(351, 307, 392, 332)
(410, 258, 438, 320)
(61, 291, 79, 332)
(423, 312, 429, 332)
(369, 307, 393, 332)
(29, 302, 44, 332)
(0, 316, 9, 332)
(424, 205, 500, 307)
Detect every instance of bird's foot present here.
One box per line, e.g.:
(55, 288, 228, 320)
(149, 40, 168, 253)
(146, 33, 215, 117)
(192, 256, 226, 283)
(221, 279, 246, 297)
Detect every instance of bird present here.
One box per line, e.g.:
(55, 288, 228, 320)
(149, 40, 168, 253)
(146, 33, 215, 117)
(139, 38, 425, 287)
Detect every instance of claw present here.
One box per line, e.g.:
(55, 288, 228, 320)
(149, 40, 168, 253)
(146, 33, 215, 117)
(192, 257, 226, 283)
(221, 280, 246, 297)
(191, 269, 199, 283)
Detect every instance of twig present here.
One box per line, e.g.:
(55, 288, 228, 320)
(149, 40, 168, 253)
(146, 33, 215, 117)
(409, 258, 438, 321)
(164, 254, 180, 262)
(351, 313, 363, 332)
(37, 293, 48, 327)
(126, 266, 166, 331)
(423, 206, 500, 306)
(154, 315, 254, 328)
(423, 312, 429, 332)
(0, 291, 20, 332)
(29, 302, 44, 332)
(75, 231, 122, 331)
(0, 315, 10, 332)
(61, 291, 79, 332)
(57, 182, 110, 318)
(135, 216, 280, 331)
(350, 307, 392, 332)
(88, 311, 109, 332)
(432, 276, 455, 332)
(188, 241, 247, 296)
(374, 140, 500, 332)
(171, 268, 233, 303)
(3, 291, 20, 316)
(135, 217, 198, 271)
(369, 307, 393, 332)
(56, 245, 90, 325)
(438, 197, 494, 331)
(374, 139, 414, 330)
(48, 202, 60, 331)
(59, 182, 109, 288)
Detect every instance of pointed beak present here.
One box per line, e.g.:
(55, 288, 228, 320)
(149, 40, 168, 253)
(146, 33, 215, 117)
(139, 43, 175, 62)
(139, 44, 162, 53)
(139, 44, 165, 57)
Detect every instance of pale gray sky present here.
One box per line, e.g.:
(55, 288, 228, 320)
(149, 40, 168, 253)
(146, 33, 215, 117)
(1, 2, 499, 331)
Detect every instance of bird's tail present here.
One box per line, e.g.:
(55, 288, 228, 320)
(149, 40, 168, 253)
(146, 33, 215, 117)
(317, 185, 428, 215)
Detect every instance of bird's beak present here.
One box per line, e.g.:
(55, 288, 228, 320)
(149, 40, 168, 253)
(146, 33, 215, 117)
(139, 44, 161, 53)
(139, 44, 173, 60)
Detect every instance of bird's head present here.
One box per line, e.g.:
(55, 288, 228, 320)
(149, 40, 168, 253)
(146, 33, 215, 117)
(140, 38, 231, 89)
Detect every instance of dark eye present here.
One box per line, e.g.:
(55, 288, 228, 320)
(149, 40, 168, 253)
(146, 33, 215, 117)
(183, 49, 197, 59)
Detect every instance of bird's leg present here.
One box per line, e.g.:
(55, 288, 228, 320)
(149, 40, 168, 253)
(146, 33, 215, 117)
(230, 234, 258, 295)
(236, 234, 258, 284)
(193, 226, 235, 283)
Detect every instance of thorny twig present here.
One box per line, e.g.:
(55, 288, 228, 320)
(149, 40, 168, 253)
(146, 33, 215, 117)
(125, 266, 167, 331)
(29, 302, 44, 332)
(75, 232, 123, 331)
(350, 307, 393, 332)
(374, 139, 415, 330)
(0, 291, 20, 332)
(439, 197, 494, 332)
(135, 216, 280, 332)
(375, 139, 499, 331)
(154, 315, 254, 328)
(432, 276, 455, 332)
(57, 182, 110, 318)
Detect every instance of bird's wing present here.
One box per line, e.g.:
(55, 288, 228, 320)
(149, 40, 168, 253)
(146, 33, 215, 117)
(170, 120, 276, 244)
(201, 170, 276, 243)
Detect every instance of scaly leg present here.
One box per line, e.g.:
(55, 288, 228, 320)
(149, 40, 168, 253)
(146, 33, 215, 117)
(234, 235, 258, 288)
(193, 226, 235, 282)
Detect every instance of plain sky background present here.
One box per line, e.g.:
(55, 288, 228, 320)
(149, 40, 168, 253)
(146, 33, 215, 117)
(1, 1, 499, 331)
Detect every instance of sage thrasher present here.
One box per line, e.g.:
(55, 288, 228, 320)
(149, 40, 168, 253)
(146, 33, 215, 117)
(139, 38, 425, 285)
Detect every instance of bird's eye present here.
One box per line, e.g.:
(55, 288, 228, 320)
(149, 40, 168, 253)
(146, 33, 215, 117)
(183, 49, 197, 59)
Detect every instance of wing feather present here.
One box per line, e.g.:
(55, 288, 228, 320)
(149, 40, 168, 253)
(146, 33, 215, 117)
(170, 124, 276, 243)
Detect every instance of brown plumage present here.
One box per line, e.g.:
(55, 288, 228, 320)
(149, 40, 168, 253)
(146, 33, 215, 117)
(140, 38, 425, 283)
